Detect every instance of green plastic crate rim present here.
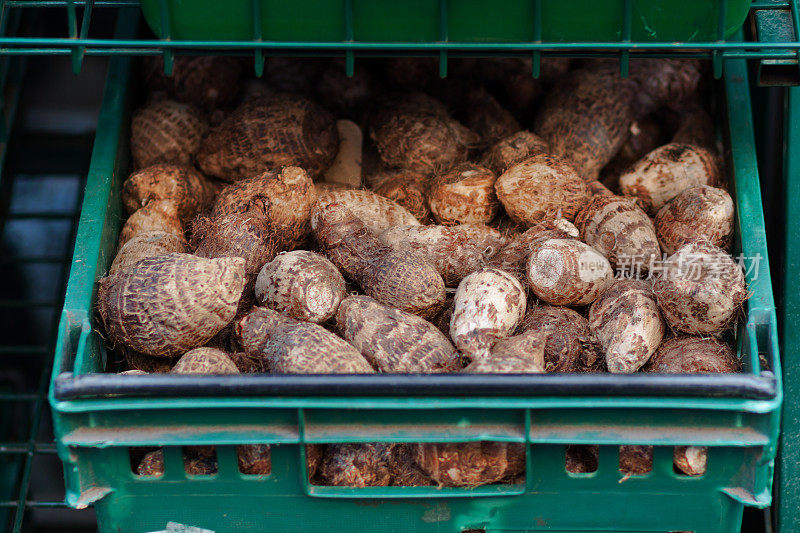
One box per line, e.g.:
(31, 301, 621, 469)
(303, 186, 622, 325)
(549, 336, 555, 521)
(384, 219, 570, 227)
(46, 26, 781, 533)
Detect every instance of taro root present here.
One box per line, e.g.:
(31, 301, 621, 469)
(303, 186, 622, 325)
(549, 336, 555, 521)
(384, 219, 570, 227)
(170, 347, 240, 375)
(628, 59, 703, 118)
(315, 186, 421, 234)
(109, 231, 185, 276)
(527, 239, 613, 306)
(211, 166, 316, 250)
(480, 130, 550, 175)
(262, 57, 325, 95)
(389, 443, 435, 486)
(320, 443, 392, 487)
(118, 369, 147, 376)
(414, 442, 525, 487)
(136, 447, 219, 477)
(589, 279, 665, 373)
(619, 143, 723, 214)
(236, 444, 272, 475)
(428, 163, 499, 225)
(322, 119, 363, 188)
(575, 194, 661, 273)
(370, 170, 430, 222)
(122, 164, 216, 222)
(655, 185, 734, 255)
(143, 56, 243, 109)
(461, 87, 521, 146)
(228, 351, 269, 374)
(673, 446, 708, 476)
(119, 200, 185, 248)
(236, 307, 374, 374)
(124, 350, 175, 373)
(306, 444, 324, 481)
(670, 104, 716, 149)
(652, 242, 748, 335)
(316, 62, 376, 119)
(517, 306, 603, 373)
(601, 116, 663, 185)
(130, 99, 208, 169)
(336, 295, 460, 373)
(565, 445, 599, 474)
(98, 254, 245, 357)
(450, 268, 527, 360)
(255, 250, 347, 323)
(196, 94, 338, 181)
(369, 93, 478, 175)
(643, 336, 740, 373)
(463, 330, 546, 373)
(589, 180, 615, 196)
(312, 203, 446, 319)
(496, 154, 592, 225)
(378, 224, 506, 286)
(619, 445, 653, 476)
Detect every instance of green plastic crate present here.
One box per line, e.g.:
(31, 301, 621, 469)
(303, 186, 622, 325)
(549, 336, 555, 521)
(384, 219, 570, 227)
(140, 0, 751, 44)
(48, 44, 781, 533)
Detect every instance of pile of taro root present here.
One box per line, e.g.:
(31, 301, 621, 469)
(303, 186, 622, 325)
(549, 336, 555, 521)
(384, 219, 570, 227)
(104, 56, 744, 485)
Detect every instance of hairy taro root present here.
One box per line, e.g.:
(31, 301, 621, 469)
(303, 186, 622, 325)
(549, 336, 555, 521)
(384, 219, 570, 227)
(428, 163, 499, 225)
(122, 164, 216, 222)
(312, 203, 445, 319)
(378, 224, 505, 286)
(480, 130, 550, 175)
(461, 87, 521, 146)
(464, 330, 546, 373)
(336, 295, 460, 373)
(119, 200, 184, 248)
(652, 241, 747, 335)
(170, 347, 240, 375)
(237, 307, 373, 374)
(517, 306, 603, 373)
(109, 231, 185, 276)
(320, 443, 392, 487)
(315, 186, 421, 234)
(495, 153, 591, 225)
(369, 170, 431, 222)
(197, 94, 338, 181)
(644, 336, 740, 373)
(255, 250, 347, 323)
(414, 442, 525, 487)
(143, 56, 243, 109)
(619, 445, 653, 476)
(99, 254, 245, 357)
(130, 99, 208, 169)
(589, 279, 665, 373)
(655, 185, 734, 255)
(527, 239, 613, 306)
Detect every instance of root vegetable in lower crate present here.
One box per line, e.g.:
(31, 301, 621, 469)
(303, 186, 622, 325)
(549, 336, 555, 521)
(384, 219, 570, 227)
(619, 445, 653, 475)
(130, 99, 208, 169)
(414, 442, 525, 487)
(315, 187, 421, 234)
(619, 143, 723, 214)
(644, 336, 741, 373)
(377, 224, 506, 286)
(236, 444, 272, 475)
(526, 238, 614, 306)
(673, 445, 708, 476)
(137, 448, 218, 477)
(576, 195, 661, 273)
(196, 94, 338, 181)
(450, 268, 527, 360)
(495, 153, 591, 225)
(312, 203, 445, 319)
(143, 56, 243, 110)
(255, 250, 347, 323)
(428, 163, 499, 225)
(119, 200, 185, 248)
(170, 347, 240, 375)
(652, 242, 747, 335)
(98, 254, 246, 358)
(236, 307, 373, 374)
(109, 231, 185, 276)
(122, 164, 216, 222)
(320, 443, 393, 487)
(389, 443, 435, 486)
(655, 185, 734, 255)
(589, 279, 665, 373)
(565, 444, 598, 474)
(480, 130, 550, 175)
(336, 295, 460, 373)
(517, 306, 604, 373)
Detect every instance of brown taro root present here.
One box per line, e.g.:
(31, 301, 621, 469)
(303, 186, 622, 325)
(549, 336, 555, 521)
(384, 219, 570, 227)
(211, 166, 316, 249)
(619, 143, 723, 214)
(130, 99, 208, 169)
(628, 59, 703, 118)
(122, 164, 216, 222)
(98, 254, 245, 358)
(589, 279, 665, 374)
(428, 163, 499, 225)
(306, 444, 324, 481)
(124, 350, 175, 373)
(652, 242, 748, 335)
(526, 238, 613, 306)
(315, 187, 421, 234)
(389, 443, 435, 486)
(119, 369, 147, 376)
(109, 231, 185, 276)
(655, 185, 734, 255)
(311, 203, 446, 319)
(320, 443, 392, 487)
(673, 445, 708, 476)
(236, 444, 272, 475)
(463, 330, 546, 373)
(228, 351, 269, 373)
(119, 201, 185, 249)
(589, 180, 615, 196)
(414, 442, 525, 487)
(534, 68, 636, 181)
(670, 104, 716, 149)
(601, 116, 663, 185)
(255, 250, 347, 323)
(136, 447, 218, 477)
(369, 92, 478, 175)
(480, 130, 550, 176)
(619, 445, 653, 476)
(461, 87, 521, 146)
(262, 57, 325, 95)
(316, 62, 376, 119)
(575, 194, 661, 273)
(517, 306, 603, 373)
(170, 347, 240, 375)
(336, 295, 460, 373)
(496, 153, 591, 225)
(143, 56, 243, 109)
(644, 336, 740, 373)
(378, 224, 506, 286)
(370, 170, 431, 222)
(196, 94, 338, 181)
(236, 307, 374, 374)
(566, 445, 598, 474)
(450, 268, 527, 360)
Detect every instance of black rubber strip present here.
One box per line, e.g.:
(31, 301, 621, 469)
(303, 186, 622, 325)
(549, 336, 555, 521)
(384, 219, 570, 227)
(53, 371, 778, 400)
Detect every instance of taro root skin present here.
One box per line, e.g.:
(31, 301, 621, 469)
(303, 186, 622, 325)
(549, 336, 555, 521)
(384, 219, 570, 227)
(655, 185, 734, 255)
(517, 306, 603, 373)
(414, 442, 525, 487)
(109, 231, 185, 277)
(170, 347, 240, 375)
(130, 99, 208, 170)
(315, 187, 421, 235)
(480, 130, 549, 176)
(644, 336, 740, 374)
(428, 163, 500, 226)
(122, 164, 215, 222)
